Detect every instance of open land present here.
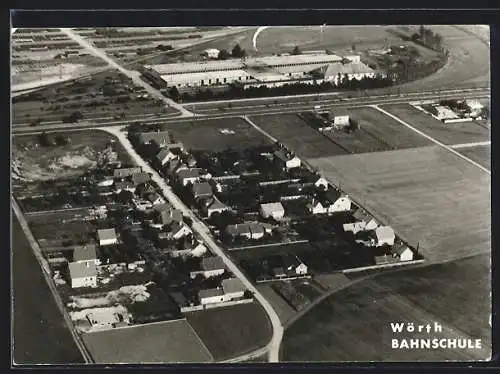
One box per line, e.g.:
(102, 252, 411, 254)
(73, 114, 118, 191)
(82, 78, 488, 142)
(82, 319, 213, 363)
(12, 215, 84, 364)
(249, 114, 347, 158)
(186, 303, 273, 361)
(457, 144, 491, 170)
(281, 253, 491, 362)
(380, 104, 490, 145)
(166, 117, 271, 152)
(309, 146, 490, 263)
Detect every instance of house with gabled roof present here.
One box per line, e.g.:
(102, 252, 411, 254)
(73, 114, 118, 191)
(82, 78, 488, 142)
(192, 181, 213, 199)
(314, 176, 329, 191)
(138, 131, 171, 146)
(130, 172, 151, 186)
(204, 196, 230, 217)
(156, 143, 184, 166)
(260, 202, 285, 221)
(167, 222, 192, 240)
(390, 242, 414, 262)
(72, 244, 100, 266)
(274, 149, 301, 169)
(222, 277, 246, 301)
(177, 167, 204, 186)
(308, 190, 351, 215)
(97, 228, 118, 246)
(114, 167, 142, 179)
(68, 261, 97, 288)
(147, 192, 165, 206)
(352, 209, 379, 231)
(372, 226, 395, 247)
(199, 288, 224, 305)
(114, 180, 136, 194)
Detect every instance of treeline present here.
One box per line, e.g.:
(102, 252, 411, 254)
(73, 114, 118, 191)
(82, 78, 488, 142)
(168, 75, 394, 103)
(411, 26, 445, 53)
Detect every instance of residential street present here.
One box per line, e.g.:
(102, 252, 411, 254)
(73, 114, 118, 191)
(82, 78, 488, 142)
(100, 126, 284, 363)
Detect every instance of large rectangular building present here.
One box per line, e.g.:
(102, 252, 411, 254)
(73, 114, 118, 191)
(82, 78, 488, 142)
(142, 53, 375, 90)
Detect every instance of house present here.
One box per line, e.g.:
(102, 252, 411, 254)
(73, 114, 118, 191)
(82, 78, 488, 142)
(465, 99, 484, 117)
(391, 243, 414, 262)
(72, 244, 100, 266)
(314, 177, 329, 191)
(114, 180, 136, 194)
(343, 221, 368, 235)
(199, 288, 225, 305)
(133, 198, 153, 211)
(136, 183, 157, 198)
(274, 149, 301, 169)
(200, 256, 226, 278)
(203, 48, 220, 59)
(157, 207, 183, 226)
(260, 202, 285, 221)
(166, 159, 182, 176)
(131, 172, 151, 186)
(222, 277, 246, 301)
(332, 109, 350, 128)
(97, 228, 118, 246)
(204, 196, 230, 217)
(68, 261, 97, 288)
(168, 222, 192, 240)
(352, 209, 379, 231)
(147, 192, 165, 206)
(192, 181, 213, 199)
(226, 222, 272, 240)
(177, 167, 203, 186)
(156, 145, 184, 166)
(284, 255, 308, 275)
(273, 267, 287, 278)
(138, 131, 171, 146)
(114, 167, 142, 179)
(172, 238, 208, 258)
(373, 226, 396, 247)
(375, 254, 398, 266)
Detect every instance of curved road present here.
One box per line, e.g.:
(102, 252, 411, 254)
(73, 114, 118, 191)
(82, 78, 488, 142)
(100, 126, 283, 363)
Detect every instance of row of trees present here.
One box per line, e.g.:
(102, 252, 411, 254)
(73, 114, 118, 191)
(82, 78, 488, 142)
(169, 75, 394, 103)
(217, 44, 247, 60)
(411, 25, 445, 53)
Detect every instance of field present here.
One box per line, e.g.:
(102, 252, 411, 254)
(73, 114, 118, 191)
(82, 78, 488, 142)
(381, 104, 490, 145)
(186, 303, 272, 361)
(82, 319, 213, 363)
(281, 253, 491, 362)
(256, 284, 297, 324)
(457, 145, 491, 170)
(309, 146, 490, 263)
(249, 114, 347, 158)
(166, 117, 271, 152)
(347, 107, 433, 149)
(12, 215, 84, 364)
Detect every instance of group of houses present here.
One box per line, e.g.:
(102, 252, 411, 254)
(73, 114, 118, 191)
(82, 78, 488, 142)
(343, 208, 414, 263)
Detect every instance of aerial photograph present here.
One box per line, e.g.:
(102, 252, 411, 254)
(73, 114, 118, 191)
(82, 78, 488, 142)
(11, 23, 490, 364)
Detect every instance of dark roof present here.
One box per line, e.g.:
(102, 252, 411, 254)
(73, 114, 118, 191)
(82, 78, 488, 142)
(320, 189, 342, 205)
(274, 149, 294, 162)
(131, 172, 151, 186)
(114, 167, 142, 178)
(138, 131, 170, 145)
(199, 288, 224, 299)
(226, 223, 252, 236)
(177, 168, 203, 180)
(206, 196, 228, 211)
(115, 180, 135, 190)
(352, 209, 373, 222)
(73, 245, 97, 262)
(201, 256, 225, 271)
(159, 208, 183, 225)
(192, 182, 213, 197)
(391, 243, 411, 256)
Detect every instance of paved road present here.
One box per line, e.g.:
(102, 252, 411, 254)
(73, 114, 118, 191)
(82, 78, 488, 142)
(12, 88, 490, 135)
(11, 198, 93, 363)
(59, 28, 194, 117)
(100, 126, 283, 363)
(450, 141, 491, 149)
(372, 105, 491, 175)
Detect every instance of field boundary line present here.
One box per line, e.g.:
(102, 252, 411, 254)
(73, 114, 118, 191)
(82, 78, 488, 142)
(371, 105, 491, 175)
(11, 197, 93, 364)
(184, 319, 216, 363)
(228, 240, 309, 251)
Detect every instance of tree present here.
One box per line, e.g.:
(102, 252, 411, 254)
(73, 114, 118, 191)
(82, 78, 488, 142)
(55, 134, 70, 146)
(30, 118, 42, 127)
(218, 49, 230, 60)
(292, 46, 302, 55)
(117, 190, 134, 204)
(231, 44, 246, 58)
(169, 86, 180, 102)
(419, 25, 425, 38)
(38, 132, 54, 147)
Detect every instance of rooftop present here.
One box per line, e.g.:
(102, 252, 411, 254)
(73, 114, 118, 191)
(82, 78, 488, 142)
(69, 261, 97, 279)
(97, 228, 117, 241)
(222, 277, 246, 294)
(199, 288, 224, 299)
(192, 182, 213, 197)
(73, 245, 97, 262)
(138, 131, 171, 145)
(201, 256, 225, 271)
(375, 226, 395, 240)
(260, 202, 285, 213)
(177, 168, 203, 180)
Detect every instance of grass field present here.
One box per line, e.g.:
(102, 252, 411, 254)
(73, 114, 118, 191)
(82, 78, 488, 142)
(82, 319, 213, 363)
(186, 303, 272, 361)
(250, 114, 347, 158)
(166, 117, 271, 152)
(380, 104, 490, 146)
(457, 145, 491, 170)
(309, 146, 490, 263)
(12, 215, 84, 364)
(348, 107, 433, 149)
(281, 253, 491, 362)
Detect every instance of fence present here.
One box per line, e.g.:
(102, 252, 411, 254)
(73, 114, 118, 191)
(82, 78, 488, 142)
(256, 274, 312, 284)
(341, 259, 425, 273)
(180, 297, 253, 313)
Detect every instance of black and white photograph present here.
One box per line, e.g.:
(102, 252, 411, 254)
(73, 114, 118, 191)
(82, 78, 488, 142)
(10, 11, 491, 365)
